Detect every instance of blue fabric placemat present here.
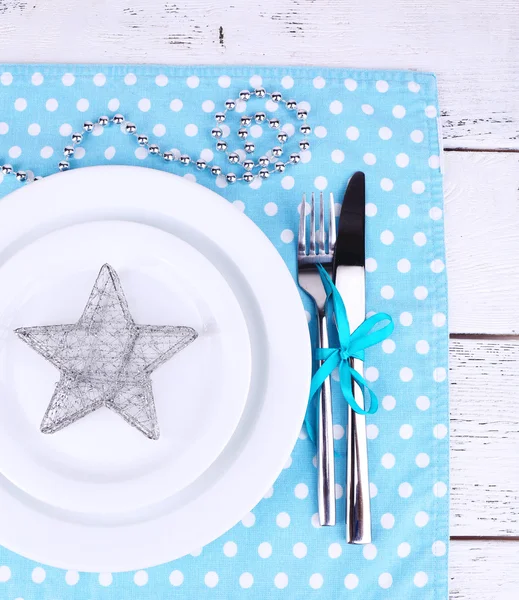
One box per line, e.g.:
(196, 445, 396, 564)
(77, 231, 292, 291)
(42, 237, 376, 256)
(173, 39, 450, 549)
(0, 65, 448, 599)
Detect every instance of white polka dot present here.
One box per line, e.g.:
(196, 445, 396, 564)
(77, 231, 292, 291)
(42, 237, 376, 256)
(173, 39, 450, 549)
(434, 367, 447, 382)
(412, 180, 425, 194)
(432, 541, 447, 556)
(168, 99, 183, 112)
(376, 80, 389, 93)
(381, 513, 395, 529)
(241, 512, 255, 527)
(311, 513, 320, 527)
(274, 572, 289, 590)
(40, 146, 53, 159)
(108, 98, 120, 111)
(283, 123, 295, 137)
(92, 123, 104, 136)
(362, 104, 374, 115)
(399, 482, 413, 498)
(153, 124, 166, 137)
(416, 340, 430, 354)
(264, 486, 274, 498)
(239, 572, 253, 589)
(249, 74, 262, 87)
(414, 232, 427, 246)
(333, 423, 345, 440)
(380, 230, 394, 245)
(329, 100, 343, 114)
(346, 126, 360, 140)
(416, 396, 430, 410)
(76, 98, 89, 112)
(169, 570, 184, 586)
(397, 205, 411, 219)
(249, 177, 262, 190)
(14, 98, 27, 111)
(431, 259, 445, 273)
(276, 512, 290, 528)
(392, 105, 406, 118)
(365, 202, 377, 216)
(32, 567, 46, 583)
(250, 124, 263, 138)
(205, 571, 218, 588)
(344, 574, 359, 589)
(190, 547, 203, 556)
(294, 483, 309, 499)
(425, 105, 438, 118)
(32, 72, 44, 86)
(264, 202, 278, 216)
(223, 541, 237, 557)
(397, 258, 411, 273)
(415, 511, 430, 527)
(365, 366, 379, 382)
(281, 75, 294, 89)
(382, 339, 395, 354)
(400, 424, 414, 440)
(300, 150, 312, 163)
(337, 484, 346, 498)
(1, 72, 13, 86)
(380, 177, 393, 191)
(429, 206, 443, 220)
(313, 75, 326, 89)
(416, 453, 430, 468)
(104, 146, 116, 160)
(62, 73, 75, 86)
(258, 542, 272, 558)
(135, 147, 148, 160)
(381, 285, 394, 299)
(28, 123, 41, 136)
(366, 424, 379, 439)
(153, 74, 168, 87)
(8, 146, 21, 159)
(414, 286, 428, 300)
(298, 100, 311, 113)
(281, 229, 294, 243)
(378, 572, 393, 588)
(137, 98, 150, 112)
(0, 122, 8, 135)
(381, 453, 395, 469)
(362, 152, 377, 165)
(0, 566, 11, 582)
(365, 257, 377, 272)
(408, 81, 420, 93)
(331, 149, 345, 164)
(433, 481, 448, 497)
(199, 101, 214, 115)
(293, 542, 307, 558)
(344, 78, 357, 91)
(382, 395, 395, 413)
(314, 175, 328, 190)
(400, 312, 413, 326)
(429, 155, 441, 169)
(433, 314, 446, 329)
(59, 123, 72, 136)
(93, 73, 106, 87)
(183, 123, 198, 137)
(396, 153, 409, 167)
(397, 368, 414, 385)
(309, 573, 323, 589)
(370, 482, 378, 497)
(411, 129, 424, 143)
(74, 147, 86, 159)
(379, 126, 392, 140)
(200, 148, 214, 162)
(314, 125, 327, 138)
(186, 75, 199, 88)
(217, 75, 231, 88)
(65, 570, 79, 585)
(134, 570, 148, 586)
(361, 544, 376, 560)
(398, 542, 411, 557)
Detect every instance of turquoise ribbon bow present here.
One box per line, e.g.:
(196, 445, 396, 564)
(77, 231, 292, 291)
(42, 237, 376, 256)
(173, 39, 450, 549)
(305, 264, 394, 443)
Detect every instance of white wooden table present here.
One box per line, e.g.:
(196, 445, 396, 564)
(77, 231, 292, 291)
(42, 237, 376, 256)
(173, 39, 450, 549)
(1, 1, 518, 597)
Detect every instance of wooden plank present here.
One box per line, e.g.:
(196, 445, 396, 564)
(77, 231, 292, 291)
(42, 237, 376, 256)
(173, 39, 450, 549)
(450, 338, 519, 536)
(0, 0, 517, 148)
(446, 151, 519, 334)
(450, 540, 519, 600)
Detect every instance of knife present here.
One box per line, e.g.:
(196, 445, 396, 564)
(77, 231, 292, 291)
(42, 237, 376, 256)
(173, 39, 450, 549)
(333, 171, 371, 544)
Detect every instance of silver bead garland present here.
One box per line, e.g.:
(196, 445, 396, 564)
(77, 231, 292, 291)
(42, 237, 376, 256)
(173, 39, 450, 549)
(2, 88, 311, 186)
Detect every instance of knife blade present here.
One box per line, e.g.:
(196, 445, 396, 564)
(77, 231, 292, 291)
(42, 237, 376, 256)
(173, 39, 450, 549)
(333, 171, 371, 544)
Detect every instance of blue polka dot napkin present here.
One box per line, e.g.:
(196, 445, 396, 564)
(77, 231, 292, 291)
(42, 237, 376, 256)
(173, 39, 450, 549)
(0, 65, 448, 599)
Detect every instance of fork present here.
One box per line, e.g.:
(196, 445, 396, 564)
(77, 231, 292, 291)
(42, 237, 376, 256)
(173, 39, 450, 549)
(297, 191, 336, 526)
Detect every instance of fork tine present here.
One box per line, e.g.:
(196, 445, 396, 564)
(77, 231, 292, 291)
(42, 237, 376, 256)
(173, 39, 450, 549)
(328, 192, 336, 254)
(318, 191, 325, 255)
(309, 192, 316, 255)
(298, 193, 306, 255)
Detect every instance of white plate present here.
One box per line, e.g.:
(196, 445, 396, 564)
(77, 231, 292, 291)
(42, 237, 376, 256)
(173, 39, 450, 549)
(0, 166, 311, 571)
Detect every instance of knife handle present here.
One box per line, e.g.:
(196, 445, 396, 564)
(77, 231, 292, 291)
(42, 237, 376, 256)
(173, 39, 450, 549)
(346, 356, 371, 543)
(317, 308, 336, 526)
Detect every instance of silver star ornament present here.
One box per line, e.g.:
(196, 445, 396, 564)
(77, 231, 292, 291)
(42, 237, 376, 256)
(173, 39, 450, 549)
(15, 264, 197, 440)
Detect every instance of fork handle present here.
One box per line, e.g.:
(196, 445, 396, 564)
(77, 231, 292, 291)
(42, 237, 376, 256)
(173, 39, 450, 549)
(317, 309, 336, 526)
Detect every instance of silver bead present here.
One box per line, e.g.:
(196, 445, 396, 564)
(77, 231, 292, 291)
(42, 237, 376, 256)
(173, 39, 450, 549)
(297, 109, 308, 120)
(239, 90, 251, 101)
(237, 128, 248, 139)
(113, 114, 124, 125)
(255, 87, 266, 98)
(83, 121, 94, 132)
(2, 164, 13, 175)
(269, 118, 280, 129)
(228, 152, 240, 164)
(243, 159, 254, 171)
(71, 132, 83, 143)
(254, 112, 266, 123)
(299, 140, 310, 151)
(216, 140, 227, 152)
(226, 173, 237, 184)
(149, 144, 160, 155)
(16, 171, 27, 181)
(258, 155, 269, 167)
(137, 134, 149, 146)
(286, 99, 297, 110)
(196, 159, 207, 170)
(225, 99, 236, 110)
(243, 171, 254, 183)
(259, 168, 270, 179)
(125, 122, 137, 134)
(272, 146, 283, 157)
(180, 154, 191, 165)
(211, 127, 223, 138)
(58, 161, 70, 171)
(300, 124, 311, 135)
(211, 165, 221, 176)
(63, 145, 75, 157)
(244, 142, 255, 153)
(215, 112, 226, 123)
(98, 116, 110, 126)
(271, 91, 282, 102)
(240, 115, 252, 126)
(290, 153, 301, 164)
(163, 151, 174, 161)
(275, 161, 286, 172)
(277, 131, 288, 143)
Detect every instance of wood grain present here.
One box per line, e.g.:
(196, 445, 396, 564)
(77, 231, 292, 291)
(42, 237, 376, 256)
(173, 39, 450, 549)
(0, 0, 517, 148)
